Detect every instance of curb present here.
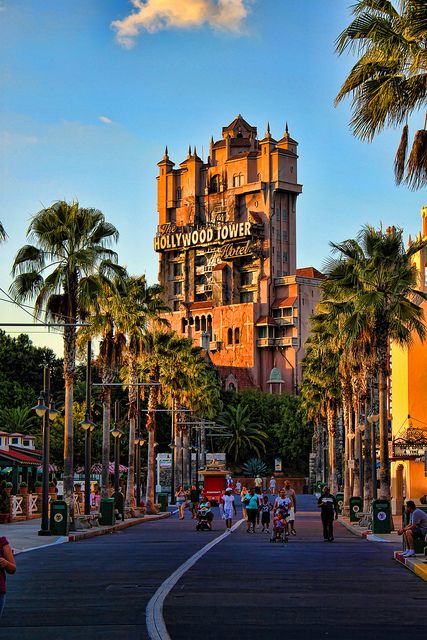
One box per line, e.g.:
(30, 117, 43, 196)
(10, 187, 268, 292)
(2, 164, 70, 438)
(68, 511, 171, 543)
(338, 517, 367, 538)
(394, 550, 427, 582)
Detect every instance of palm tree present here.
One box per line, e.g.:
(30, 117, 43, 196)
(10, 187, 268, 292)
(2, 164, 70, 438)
(324, 225, 427, 499)
(10, 200, 120, 506)
(114, 276, 168, 510)
(77, 275, 127, 498)
(0, 407, 38, 434)
(217, 403, 268, 463)
(335, 0, 427, 189)
(141, 332, 221, 507)
(0, 222, 6, 243)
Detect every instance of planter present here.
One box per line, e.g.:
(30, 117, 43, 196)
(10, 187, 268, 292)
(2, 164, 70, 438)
(35, 486, 43, 495)
(0, 513, 10, 524)
(19, 488, 28, 495)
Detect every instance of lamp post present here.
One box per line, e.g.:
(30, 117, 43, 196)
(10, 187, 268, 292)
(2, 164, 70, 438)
(32, 367, 60, 536)
(111, 401, 123, 493)
(170, 399, 176, 504)
(368, 414, 379, 500)
(79, 341, 95, 516)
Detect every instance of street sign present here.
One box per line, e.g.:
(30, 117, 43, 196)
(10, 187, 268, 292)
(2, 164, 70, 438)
(274, 457, 282, 472)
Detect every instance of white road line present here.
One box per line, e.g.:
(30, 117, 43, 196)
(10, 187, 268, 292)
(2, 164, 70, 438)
(146, 518, 245, 640)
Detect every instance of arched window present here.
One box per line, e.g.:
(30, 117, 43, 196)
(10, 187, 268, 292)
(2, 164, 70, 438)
(207, 314, 213, 340)
(176, 187, 182, 201)
(239, 174, 245, 186)
(181, 318, 187, 334)
(195, 316, 200, 331)
(209, 175, 220, 194)
(201, 315, 207, 332)
(227, 328, 233, 345)
(234, 328, 240, 345)
(233, 174, 239, 187)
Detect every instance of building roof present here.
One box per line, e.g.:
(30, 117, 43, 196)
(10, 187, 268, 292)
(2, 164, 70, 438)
(255, 316, 277, 326)
(0, 448, 43, 466)
(296, 267, 325, 279)
(10, 446, 42, 458)
(272, 296, 297, 308)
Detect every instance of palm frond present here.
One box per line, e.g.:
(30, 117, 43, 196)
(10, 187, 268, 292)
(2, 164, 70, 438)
(394, 123, 409, 183)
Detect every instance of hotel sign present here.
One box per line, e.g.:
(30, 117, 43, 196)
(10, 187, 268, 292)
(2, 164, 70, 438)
(154, 221, 254, 254)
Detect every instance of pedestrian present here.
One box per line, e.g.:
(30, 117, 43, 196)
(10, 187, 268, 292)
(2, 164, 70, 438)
(219, 489, 225, 520)
(269, 476, 276, 495)
(189, 484, 200, 519)
(254, 474, 263, 491)
(227, 474, 233, 489)
(398, 500, 427, 557)
(175, 485, 187, 519)
(255, 486, 262, 526)
(0, 536, 16, 619)
(244, 487, 260, 533)
(235, 480, 242, 494)
(274, 489, 291, 515)
(112, 487, 125, 521)
(317, 486, 338, 542)
(260, 495, 273, 533)
(222, 487, 237, 531)
(284, 480, 297, 535)
(240, 485, 248, 520)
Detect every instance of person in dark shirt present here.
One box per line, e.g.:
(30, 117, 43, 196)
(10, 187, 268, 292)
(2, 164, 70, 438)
(189, 485, 200, 519)
(317, 486, 338, 542)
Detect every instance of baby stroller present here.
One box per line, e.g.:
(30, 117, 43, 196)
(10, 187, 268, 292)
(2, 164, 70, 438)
(196, 507, 212, 531)
(270, 508, 289, 543)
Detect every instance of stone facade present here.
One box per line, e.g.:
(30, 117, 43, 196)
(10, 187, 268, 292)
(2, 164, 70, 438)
(154, 116, 323, 393)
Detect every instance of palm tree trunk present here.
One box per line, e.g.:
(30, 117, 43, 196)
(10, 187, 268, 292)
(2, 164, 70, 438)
(125, 355, 137, 510)
(101, 385, 111, 498)
(145, 378, 159, 514)
(343, 397, 351, 512)
(353, 410, 361, 497)
(63, 326, 76, 511)
(182, 428, 189, 486)
(363, 400, 373, 512)
(378, 366, 390, 499)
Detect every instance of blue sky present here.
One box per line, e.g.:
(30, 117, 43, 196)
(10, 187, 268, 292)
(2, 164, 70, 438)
(0, 0, 425, 352)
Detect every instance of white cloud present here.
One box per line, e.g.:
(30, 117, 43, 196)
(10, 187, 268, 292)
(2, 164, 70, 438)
(0, 131, 38, 148)
(112, 0, 252, 48)
(99, 115, 113, 124)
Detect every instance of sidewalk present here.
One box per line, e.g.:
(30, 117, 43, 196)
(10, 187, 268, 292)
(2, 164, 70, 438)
(339, 516, 427, 582)
(4, 511, 173, 555)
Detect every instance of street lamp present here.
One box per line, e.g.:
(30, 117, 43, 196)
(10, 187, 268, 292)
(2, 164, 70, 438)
(32, 367, 60, 536)
(169, 441, 176, 504)
(79, 341, 95, 516)
(367, 414, 379, 500)
(111, 400, 123, 493)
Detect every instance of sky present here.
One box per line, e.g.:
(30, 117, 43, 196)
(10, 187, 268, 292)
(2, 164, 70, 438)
(0, 0, 426, 354)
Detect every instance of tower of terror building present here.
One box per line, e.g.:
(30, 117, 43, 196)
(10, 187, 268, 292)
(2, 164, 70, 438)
(154, 115, 323, 393)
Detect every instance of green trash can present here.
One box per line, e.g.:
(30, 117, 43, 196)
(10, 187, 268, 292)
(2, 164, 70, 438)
(157, 492, 169, 513)
(99, 497, 115, 526)
(336, 492, 344, 515)
(372, 499, 392, 534)
(349, 496, 363, 522)
(50, 500, 69, 535)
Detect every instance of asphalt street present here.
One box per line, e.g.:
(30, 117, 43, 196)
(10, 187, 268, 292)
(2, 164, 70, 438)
(2, 495, 426, 640)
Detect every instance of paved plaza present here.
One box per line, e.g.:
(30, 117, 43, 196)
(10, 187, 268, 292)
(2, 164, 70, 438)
(1, 496, 426, 640)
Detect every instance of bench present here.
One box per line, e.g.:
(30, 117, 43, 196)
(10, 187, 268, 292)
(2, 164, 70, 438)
(356, 509, 373, 528)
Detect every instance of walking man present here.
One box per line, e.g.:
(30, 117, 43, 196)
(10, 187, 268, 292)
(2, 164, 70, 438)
(398, 500, 427, 557)
(284, 480, 297, 535)
(317, 486, 338, 542)
(222, 487, 237, 532)
(269, 476, 276, 495)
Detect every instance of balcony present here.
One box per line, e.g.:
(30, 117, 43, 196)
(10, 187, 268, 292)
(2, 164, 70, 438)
(195, 283, 212, 294)
(274, 336, 299, 347)
(256, 338, 275, 348)
(274, 316, 296, 327)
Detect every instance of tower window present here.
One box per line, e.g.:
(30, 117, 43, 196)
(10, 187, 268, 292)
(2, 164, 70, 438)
(227, 328, 233, 345)
(201, 315, 207, 332)
(174, 281, 183, 296)
(209, 175, 220, 193)
(173, 262, 183, 277)
(176, 187, 182, 200)
(234, 328, 240, 344)
(195, 316, 200, 331)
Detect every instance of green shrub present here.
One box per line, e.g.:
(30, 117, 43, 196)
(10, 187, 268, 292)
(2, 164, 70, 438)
(243, 458, 268, 477)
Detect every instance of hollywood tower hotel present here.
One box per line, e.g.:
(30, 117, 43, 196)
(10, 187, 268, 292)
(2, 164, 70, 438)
(154, 116, 323, 393)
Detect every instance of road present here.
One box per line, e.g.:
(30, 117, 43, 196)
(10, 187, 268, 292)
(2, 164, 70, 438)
(2, 496, 426, 639)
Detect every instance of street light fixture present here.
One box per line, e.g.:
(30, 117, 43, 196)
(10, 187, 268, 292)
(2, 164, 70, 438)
(367, 414, 380, 500)
(33, 367, 60, 537)
(111, 400, 123, 493)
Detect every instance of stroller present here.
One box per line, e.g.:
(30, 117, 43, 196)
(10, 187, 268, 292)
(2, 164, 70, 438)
(270, 508, 289, 543)
(196, 506, 212, 531)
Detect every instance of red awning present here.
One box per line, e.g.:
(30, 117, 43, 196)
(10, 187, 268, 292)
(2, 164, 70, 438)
(0, 449, 43, 466)
(272, 296, 297, 308)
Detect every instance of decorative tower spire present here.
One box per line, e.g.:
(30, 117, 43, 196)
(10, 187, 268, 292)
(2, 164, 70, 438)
(285, 122, 289, 134)
(188, 144, 192, 158)
(164, 145, 169, 159)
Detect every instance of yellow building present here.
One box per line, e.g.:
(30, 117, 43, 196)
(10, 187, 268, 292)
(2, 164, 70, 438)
(390, 206, 427, 515)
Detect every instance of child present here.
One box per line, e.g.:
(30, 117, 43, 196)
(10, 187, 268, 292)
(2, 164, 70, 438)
(273, 507, 289, 541)
(261, 495, 273, 533)
(222, 487, 237, 531)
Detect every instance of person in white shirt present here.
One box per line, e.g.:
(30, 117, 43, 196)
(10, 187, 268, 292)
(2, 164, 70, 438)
(222, 487, 237, 531)
(269, 476, 276, 495)
(235, 480, 242, 494)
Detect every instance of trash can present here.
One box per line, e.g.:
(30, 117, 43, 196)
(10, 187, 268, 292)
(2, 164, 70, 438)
(349, 496, 363, 522)
(99, 497, 115, 526)
(336, 492, 344, 515)
(157, 492, 169, 513)
(50, 500, 69, 535)
(372, 499, 392, 534)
